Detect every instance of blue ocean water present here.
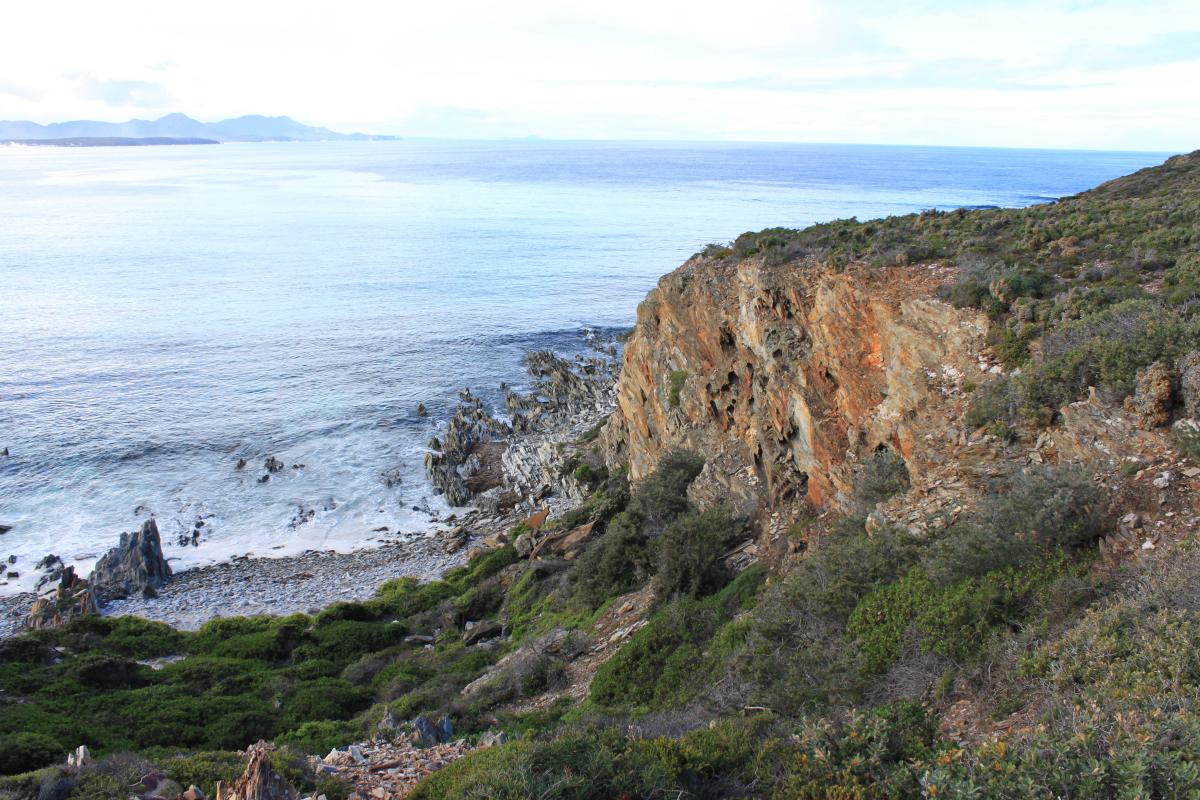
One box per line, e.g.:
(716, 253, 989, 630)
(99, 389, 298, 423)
(0, 140, 1171, 591)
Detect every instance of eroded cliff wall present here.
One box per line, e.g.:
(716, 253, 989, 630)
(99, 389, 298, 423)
(605, 256, 990, 519)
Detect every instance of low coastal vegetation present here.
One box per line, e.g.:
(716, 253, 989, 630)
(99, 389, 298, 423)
(5, 151, 1200, 799)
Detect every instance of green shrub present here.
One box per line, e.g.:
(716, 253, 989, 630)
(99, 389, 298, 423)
(158, 751, 245, 796)
(653, 507, 746, 604)
(0, 732, 63, 775)
(852, 447, 910, 511)
(276, 720, 361, 756)
(591, 567, 764, 713)
(629, 449, 705, 536)
(571, 512, 653, 610)
(667, 370, 687, 408)
(279, 678, 371, 731)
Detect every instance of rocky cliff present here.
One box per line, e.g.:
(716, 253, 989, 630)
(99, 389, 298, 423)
(605, 257, 990, 521)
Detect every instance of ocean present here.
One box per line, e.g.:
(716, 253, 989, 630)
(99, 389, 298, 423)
(0, 139, 1170, 593)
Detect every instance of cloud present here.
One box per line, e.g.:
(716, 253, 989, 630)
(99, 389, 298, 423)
(64, 73, 173, 109)
(0, 81, 40, 100)
(0, 0, 1195, 149)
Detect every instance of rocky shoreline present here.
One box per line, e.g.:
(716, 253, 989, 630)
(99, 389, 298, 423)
(0, 335, 620, 639)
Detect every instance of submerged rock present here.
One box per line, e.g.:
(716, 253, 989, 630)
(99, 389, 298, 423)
(90, 518, 172, 601)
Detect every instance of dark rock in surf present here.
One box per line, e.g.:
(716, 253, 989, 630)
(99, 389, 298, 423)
(264, 457, 285, 473)
(90, 519, 173, 601)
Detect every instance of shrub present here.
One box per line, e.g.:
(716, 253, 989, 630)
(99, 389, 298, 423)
(590, 567, 765, 713)
(158, 751, 246, 796)
(667, 370, 687, 408)
(852, 446, 910, 512)
(981, 464, 1105, 550)
(571, 512, 653, 610)
(276, 720, 361, 756)
(0, 732, 62, 775)
(629, 449, 705, 536)
(653, 507, 746, 604)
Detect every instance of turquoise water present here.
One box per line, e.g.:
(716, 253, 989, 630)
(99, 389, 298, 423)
(0, 140, 1171, 590)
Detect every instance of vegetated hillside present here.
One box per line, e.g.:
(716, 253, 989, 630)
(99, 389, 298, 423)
(4, 150, 1200, 799)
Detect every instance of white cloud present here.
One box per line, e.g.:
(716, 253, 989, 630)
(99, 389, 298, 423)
(0, 0, 1195, 149)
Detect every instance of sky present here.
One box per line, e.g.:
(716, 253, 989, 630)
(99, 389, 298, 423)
(0, 0, 1196, 151)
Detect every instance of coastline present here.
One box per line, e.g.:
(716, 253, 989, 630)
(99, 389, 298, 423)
(1, 343, 619, 639)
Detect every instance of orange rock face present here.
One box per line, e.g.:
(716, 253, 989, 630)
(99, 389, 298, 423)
(605, 257, 988, 514)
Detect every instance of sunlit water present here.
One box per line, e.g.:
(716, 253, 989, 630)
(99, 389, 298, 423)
(0, 140, 1170, 593)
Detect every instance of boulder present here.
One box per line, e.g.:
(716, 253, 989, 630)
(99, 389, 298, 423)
(90, 519, 172, 601)
(530, 520, 596, 560)
(213, 744, 297, 800)
(478, 731, 508, 748)
(411, 715, 439, 748)
(513, 533, 534, 558)
(463, 620, 503, 646)
(1124, 361, 1176, 429)
(264, 457, 285, 473)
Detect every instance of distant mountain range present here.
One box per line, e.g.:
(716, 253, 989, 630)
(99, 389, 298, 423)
(0, 113, 397, 143)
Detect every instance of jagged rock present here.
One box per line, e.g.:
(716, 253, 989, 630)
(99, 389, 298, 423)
(236, 458, 248, 470)
(213, 743, 297, 800)
(416, 403, 428, 417)
(90, 519, 172, 601)
(26, 567, 99, 629)
(0, 523, 11, 535)
(435, 717, 454, 742)
(66, 745, 92, 768)
(530, 521, 596, 560)
(34, 554, 65, 592)
(1125, 361, 1176, 429)
(411, 715, 439, 748)
(463, 620, 503, 646)
(380, 468, 404, 488)
(182, 786, 206, 800)
(264, 457, 285, 473)
(424, 390, 512, 506)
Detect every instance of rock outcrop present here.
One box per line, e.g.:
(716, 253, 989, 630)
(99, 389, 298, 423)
(425, 344, 619, 512)
(90, 518, 172, 600)
(423, 390, 512, 507)
(213, 744, 297, 800)
(604, 258, 989, 515)
(26, 566, 99, 629)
